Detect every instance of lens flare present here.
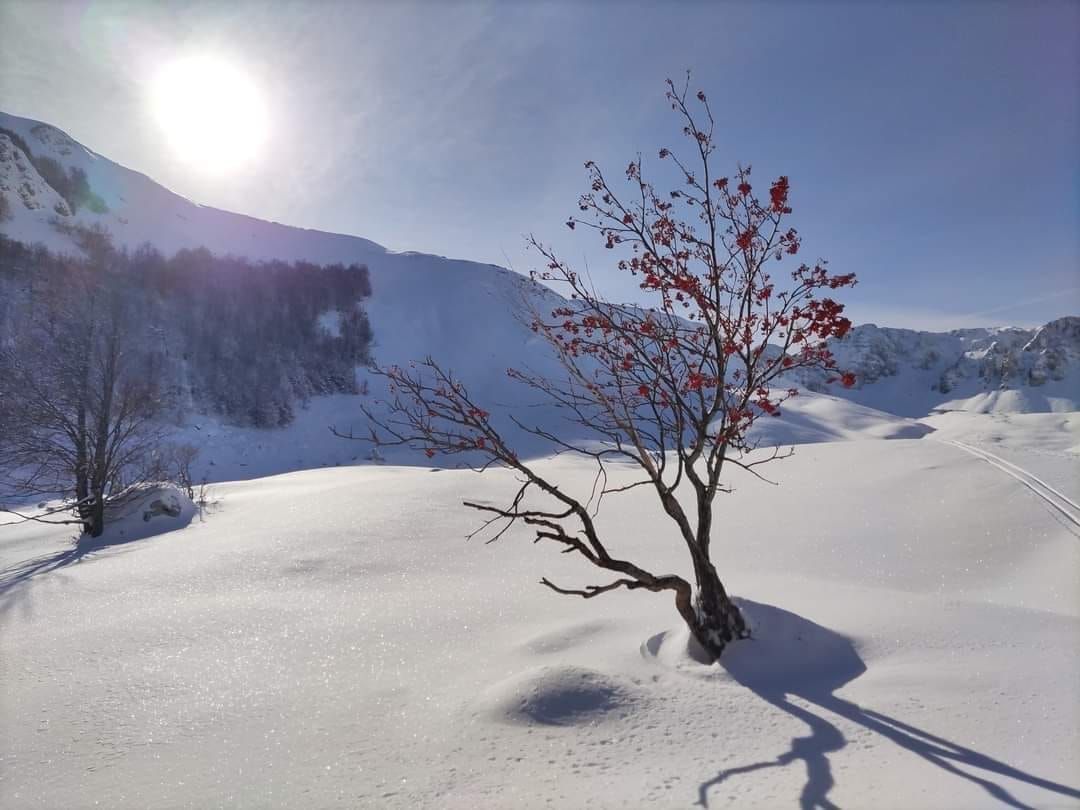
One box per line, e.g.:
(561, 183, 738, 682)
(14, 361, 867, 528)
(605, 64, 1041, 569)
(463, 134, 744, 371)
(151, 55, 268, 173)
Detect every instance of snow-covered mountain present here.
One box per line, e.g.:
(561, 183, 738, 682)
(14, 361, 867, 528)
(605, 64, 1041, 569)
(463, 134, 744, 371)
(0, 109, 575, 475)
(1, 109, 1076, 479)
(797, 320, 1080, 416)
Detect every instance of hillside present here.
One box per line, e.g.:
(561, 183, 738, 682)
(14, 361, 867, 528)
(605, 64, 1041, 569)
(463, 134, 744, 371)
(0, 111, 567, 385)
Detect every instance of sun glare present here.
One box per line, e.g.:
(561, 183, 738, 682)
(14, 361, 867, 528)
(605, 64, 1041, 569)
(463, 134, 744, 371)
(151, 55, 268, 173)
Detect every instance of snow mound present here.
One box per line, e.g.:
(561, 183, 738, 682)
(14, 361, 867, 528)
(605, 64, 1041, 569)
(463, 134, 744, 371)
(95, 483, 196, 545)
(475, 665, 640, 726)
(748, 391, 934, 446)
(520, 620, 617, 654)
(642, 599, 866, 696)
(937, 385, 1078, 415)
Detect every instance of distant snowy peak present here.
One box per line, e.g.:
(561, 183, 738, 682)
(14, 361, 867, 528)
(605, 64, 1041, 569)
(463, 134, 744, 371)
(838, 319, 1079, 389)
(1022, 317, 1080, 385)
(800, 318, 1080, 415)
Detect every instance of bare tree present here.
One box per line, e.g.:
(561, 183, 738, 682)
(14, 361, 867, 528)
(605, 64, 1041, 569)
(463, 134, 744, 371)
(161, 443, 202, 502)
(0, 252, 167, 537)
(342, 78, 857, 661)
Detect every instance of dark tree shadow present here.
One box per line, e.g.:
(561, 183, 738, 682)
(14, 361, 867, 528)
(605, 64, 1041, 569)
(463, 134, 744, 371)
(0, 530, 145, 618)
(0, 503, 194, 618)
(695, 600, 1080, 809)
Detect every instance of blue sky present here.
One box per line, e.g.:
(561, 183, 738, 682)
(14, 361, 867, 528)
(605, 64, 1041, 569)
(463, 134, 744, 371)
(1, 0, 1077, 329)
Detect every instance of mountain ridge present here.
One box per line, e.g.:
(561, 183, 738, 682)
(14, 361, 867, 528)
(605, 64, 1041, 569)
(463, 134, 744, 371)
(796, 318, 1080, 416)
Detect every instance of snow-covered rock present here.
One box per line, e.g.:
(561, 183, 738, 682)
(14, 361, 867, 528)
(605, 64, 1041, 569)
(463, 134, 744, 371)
(0, 132, 71, 218)
(98, 483, 197, 544)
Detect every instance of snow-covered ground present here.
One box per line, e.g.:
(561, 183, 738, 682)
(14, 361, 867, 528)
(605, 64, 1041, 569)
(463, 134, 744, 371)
(2, 420, 1078, 809)
(922, 410, 1080, 505)
(157, 387, 932, 485)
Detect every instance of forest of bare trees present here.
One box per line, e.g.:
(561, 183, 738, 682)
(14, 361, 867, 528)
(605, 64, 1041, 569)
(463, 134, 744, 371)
(0, 231, 373, 534)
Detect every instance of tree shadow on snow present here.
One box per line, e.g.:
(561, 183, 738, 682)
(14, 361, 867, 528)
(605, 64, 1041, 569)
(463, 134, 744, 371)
(695, 601, 1080, 809)
(0, 533, 126, 618)
(0, 501, 194, 618)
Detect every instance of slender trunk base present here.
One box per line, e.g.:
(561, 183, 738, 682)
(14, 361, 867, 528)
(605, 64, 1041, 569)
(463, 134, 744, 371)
(89, 499, 104, 538)
(78, 496, 105, 538)
(681, 565, 749, 662)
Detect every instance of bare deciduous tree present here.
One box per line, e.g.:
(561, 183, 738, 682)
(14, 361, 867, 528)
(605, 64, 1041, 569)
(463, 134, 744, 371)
(0, 253, 166, 537)
(340, 78, 857, 660)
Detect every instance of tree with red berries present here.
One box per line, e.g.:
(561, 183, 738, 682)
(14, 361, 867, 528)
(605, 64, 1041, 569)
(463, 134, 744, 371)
(348, 77, 856, 661)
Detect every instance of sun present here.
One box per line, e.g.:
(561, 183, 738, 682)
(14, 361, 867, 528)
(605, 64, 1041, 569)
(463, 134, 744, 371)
(151, 55, 268, 173)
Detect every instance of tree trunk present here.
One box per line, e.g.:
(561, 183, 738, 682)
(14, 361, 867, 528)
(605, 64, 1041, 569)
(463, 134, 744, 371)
(76, 497, 94, 537)
(683, 558, 748, 661)
(74, 315, 93, 536)
(75, 461, 92, 536)
(76, 494, 105, 538)
(88, 496, 105, 538)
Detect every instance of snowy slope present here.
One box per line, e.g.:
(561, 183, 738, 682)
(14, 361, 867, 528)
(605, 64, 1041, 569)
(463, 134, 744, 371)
(0, 110, 575, 474)
(2, 438, 1077, 808)
(920, 410, 1080, 505)
(0, 109, 553, 394)
(747, 391, 932, 446)
(0, 132, 72, 218)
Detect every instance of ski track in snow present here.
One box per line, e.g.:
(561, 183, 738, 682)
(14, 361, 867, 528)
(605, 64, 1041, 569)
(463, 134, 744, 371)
(943, 439, 1080, 531)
